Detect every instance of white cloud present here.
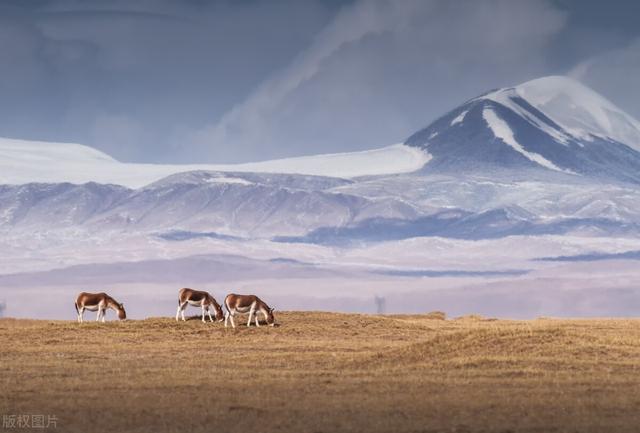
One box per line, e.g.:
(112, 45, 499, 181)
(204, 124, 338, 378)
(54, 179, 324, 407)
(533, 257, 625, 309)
(569, 38, 640, 120)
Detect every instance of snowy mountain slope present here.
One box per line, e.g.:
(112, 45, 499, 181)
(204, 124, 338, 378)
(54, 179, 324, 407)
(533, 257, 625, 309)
(278, 172, 640, 244)
(0, 182, 130, 228)
(0, 171, 420, 237)
(3, 168, 640, 242)
(406, 76, 640, 183)
(0, 138, 429, 188)
(329, 172, 640, 222)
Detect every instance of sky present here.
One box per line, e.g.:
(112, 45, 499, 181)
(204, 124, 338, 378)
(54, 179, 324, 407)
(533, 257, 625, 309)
(0, 0, 639, 164)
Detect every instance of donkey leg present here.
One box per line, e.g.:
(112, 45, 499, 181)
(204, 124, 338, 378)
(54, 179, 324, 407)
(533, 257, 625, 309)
(175, 304, 182, 322)
(181, 303, 187, 321)
(224, 311, 229, 327)
(208, 309, 214, 322)
(246, 308, 254, 327)
(201, 305, 207, 323)
(255, 311, 260, 327)
(79, 307, 84, 323)
(230, 312, 236, 329)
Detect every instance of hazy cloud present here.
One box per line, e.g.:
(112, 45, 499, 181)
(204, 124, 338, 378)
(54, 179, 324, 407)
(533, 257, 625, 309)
(0, 0, 334, 162)
(195, 0, 567, 162)
(569, 38, 640, 119)
(0, 0, 639, 163)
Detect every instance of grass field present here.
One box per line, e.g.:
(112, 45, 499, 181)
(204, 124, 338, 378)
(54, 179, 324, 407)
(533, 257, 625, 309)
(1, 312, 639, 433)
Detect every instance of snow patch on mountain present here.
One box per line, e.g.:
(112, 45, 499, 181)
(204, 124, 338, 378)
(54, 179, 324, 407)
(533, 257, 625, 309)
(482, 108, 571, 173)
(482, 86, 573, 146)
(0, 139, 430, 188)
(0, 137, 116, 164)
(450, 110, 468, 126)
(224, 143, 431, 180)
(203, 175, 254, 186)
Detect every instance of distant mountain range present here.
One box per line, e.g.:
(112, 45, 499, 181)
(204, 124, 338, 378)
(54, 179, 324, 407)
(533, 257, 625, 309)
(2, 76, 640, 243)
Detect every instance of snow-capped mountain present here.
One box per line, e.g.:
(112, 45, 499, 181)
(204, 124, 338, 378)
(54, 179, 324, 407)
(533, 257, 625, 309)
(406, 76, 640, 183)
(3, 76, 640, 188)
(2, 76, 640, 243)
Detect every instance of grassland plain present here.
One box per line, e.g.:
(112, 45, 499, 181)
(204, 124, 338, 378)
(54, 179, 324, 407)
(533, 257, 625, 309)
(1, 312, 639, 433)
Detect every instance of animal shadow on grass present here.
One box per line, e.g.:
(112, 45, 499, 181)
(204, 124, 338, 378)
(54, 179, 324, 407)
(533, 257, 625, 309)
(184, 315, 218, 322)
(239, 320, 282, 328)
(184, 315, 281, 327)
(234, 319, 282, 328)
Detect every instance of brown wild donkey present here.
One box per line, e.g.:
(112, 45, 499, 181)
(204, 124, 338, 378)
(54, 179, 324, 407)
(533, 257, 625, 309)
(224, 293, 275, 328)
(75, 292, 126, 323)
(176, 288, 224, 323)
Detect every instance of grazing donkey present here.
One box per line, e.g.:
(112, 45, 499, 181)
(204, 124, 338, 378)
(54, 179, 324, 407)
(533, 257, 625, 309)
(176, 288, 224, 323)
(75, 292, 126, 323)
(224, 293, 275, 328)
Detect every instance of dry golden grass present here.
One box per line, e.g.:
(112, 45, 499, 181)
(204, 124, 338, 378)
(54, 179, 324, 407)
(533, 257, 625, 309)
(1, 312, 640, 433)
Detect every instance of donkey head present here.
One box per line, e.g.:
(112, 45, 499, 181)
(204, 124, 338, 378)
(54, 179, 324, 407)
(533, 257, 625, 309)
(117, 303, 127, 320)
(266, 307, 275, 326)
(213, 302, 224, 322)
(208, 295, 224, 322)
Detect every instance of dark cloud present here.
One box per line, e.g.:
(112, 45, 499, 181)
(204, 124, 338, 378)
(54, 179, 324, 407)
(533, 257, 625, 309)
(0, 0, 335, 162)
(0, 0, 638, 163)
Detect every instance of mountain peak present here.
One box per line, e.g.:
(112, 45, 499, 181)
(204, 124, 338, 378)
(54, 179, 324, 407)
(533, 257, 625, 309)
(484, 75, 640, 149)
(405, 75, 640, 183)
